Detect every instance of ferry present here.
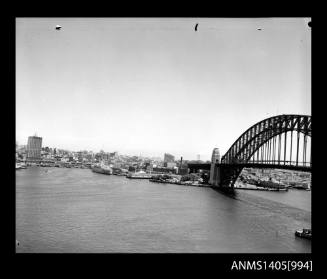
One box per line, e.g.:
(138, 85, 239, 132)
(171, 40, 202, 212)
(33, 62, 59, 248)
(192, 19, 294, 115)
(91, 164, 113, 175)
(295, 228, 312, 240)
(126, 170, 152, 179)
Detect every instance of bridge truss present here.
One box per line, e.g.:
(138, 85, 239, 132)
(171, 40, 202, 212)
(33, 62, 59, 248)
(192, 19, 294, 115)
(217, 114, 311, 187)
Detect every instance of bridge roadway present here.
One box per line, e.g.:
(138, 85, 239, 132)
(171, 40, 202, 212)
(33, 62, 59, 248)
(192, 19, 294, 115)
(188, 163, 311, 173)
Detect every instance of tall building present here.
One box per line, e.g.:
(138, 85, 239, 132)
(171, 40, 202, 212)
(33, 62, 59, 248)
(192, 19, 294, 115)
(27, 135, 42, 162)
(164, 153, 175, 163)
(109, 152, 118, 158)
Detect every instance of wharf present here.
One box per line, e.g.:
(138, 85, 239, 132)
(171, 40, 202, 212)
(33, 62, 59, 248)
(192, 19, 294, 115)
(234, 185, 288, 191)
(149, 179, 211, 188)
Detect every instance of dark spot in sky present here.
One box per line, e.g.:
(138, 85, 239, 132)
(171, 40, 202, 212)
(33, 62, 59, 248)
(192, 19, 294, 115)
(195, 23, 198, 31)
(257, 28, 262, 31)
(308, 21, 311, 28)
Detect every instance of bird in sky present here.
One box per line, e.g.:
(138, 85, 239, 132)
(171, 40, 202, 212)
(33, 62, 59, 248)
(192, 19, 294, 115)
(257, 28, 262, 31)
(195, 23, 198, 31)
(55, 25, 62, 30)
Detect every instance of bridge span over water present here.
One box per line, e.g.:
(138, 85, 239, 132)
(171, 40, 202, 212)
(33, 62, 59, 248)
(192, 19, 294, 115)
(188, 114, 311, 188)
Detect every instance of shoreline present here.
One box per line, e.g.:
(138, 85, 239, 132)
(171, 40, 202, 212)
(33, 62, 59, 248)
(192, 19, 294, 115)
(149, 180, 289, 191)
(234, 186, 288, 191)
(18, 167, 309, 191)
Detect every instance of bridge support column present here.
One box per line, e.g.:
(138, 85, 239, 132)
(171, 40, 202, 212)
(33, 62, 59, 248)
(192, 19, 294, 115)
(209, 163, 221, 187)
(209, 148, 220, 185)
(209, 162, 215, 185)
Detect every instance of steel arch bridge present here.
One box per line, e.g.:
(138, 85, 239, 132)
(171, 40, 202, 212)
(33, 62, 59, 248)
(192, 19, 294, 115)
(211, 114, 311, 188)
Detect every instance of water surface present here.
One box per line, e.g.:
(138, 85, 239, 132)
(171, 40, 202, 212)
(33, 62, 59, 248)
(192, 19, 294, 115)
(16, 167, 311, 253)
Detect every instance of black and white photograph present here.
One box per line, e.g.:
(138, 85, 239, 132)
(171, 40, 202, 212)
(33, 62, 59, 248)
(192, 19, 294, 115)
(15, 17, 311, 255)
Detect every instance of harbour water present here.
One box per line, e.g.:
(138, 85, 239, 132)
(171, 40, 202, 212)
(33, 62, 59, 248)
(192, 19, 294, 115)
(16, 167, 311, 253)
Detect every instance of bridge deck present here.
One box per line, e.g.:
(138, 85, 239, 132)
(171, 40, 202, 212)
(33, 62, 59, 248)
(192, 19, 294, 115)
(218, 163, 311, 172)
(188, 163, 311, 172)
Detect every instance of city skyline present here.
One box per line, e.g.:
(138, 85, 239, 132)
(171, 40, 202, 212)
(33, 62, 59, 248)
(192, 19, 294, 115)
(16, 18, 311, 161)
(16, 137, 205, 162)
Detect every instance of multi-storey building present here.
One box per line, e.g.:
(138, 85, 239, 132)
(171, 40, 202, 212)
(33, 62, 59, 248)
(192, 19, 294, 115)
(26, 136, 42, 162)
(164, 153, 175, 163)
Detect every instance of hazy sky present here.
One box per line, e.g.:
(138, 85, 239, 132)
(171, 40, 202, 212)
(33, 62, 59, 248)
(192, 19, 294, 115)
(16, 18, 311, 160)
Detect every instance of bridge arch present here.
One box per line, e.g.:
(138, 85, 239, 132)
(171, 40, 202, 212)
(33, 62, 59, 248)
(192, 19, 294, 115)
(214, 115, 311, 188)
(221, 114, 311, 166)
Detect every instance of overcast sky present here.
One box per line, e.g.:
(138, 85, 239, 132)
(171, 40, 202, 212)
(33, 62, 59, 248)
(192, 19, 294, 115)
(16, 18, 311, 160)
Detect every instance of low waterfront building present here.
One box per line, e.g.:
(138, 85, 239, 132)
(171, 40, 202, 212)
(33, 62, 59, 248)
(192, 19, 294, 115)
(178, 168, 189, 175)
(166, 162, 177, 168)
(153, 166, 178, 174)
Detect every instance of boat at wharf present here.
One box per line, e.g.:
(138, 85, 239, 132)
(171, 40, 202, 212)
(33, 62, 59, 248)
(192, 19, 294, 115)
(91, 164, 113, 175)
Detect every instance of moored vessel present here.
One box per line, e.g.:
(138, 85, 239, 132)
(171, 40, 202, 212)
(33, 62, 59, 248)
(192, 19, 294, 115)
(91, 164, 113, 175)
(257, 178, 288, 190)
(112, 167, 129, 176)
